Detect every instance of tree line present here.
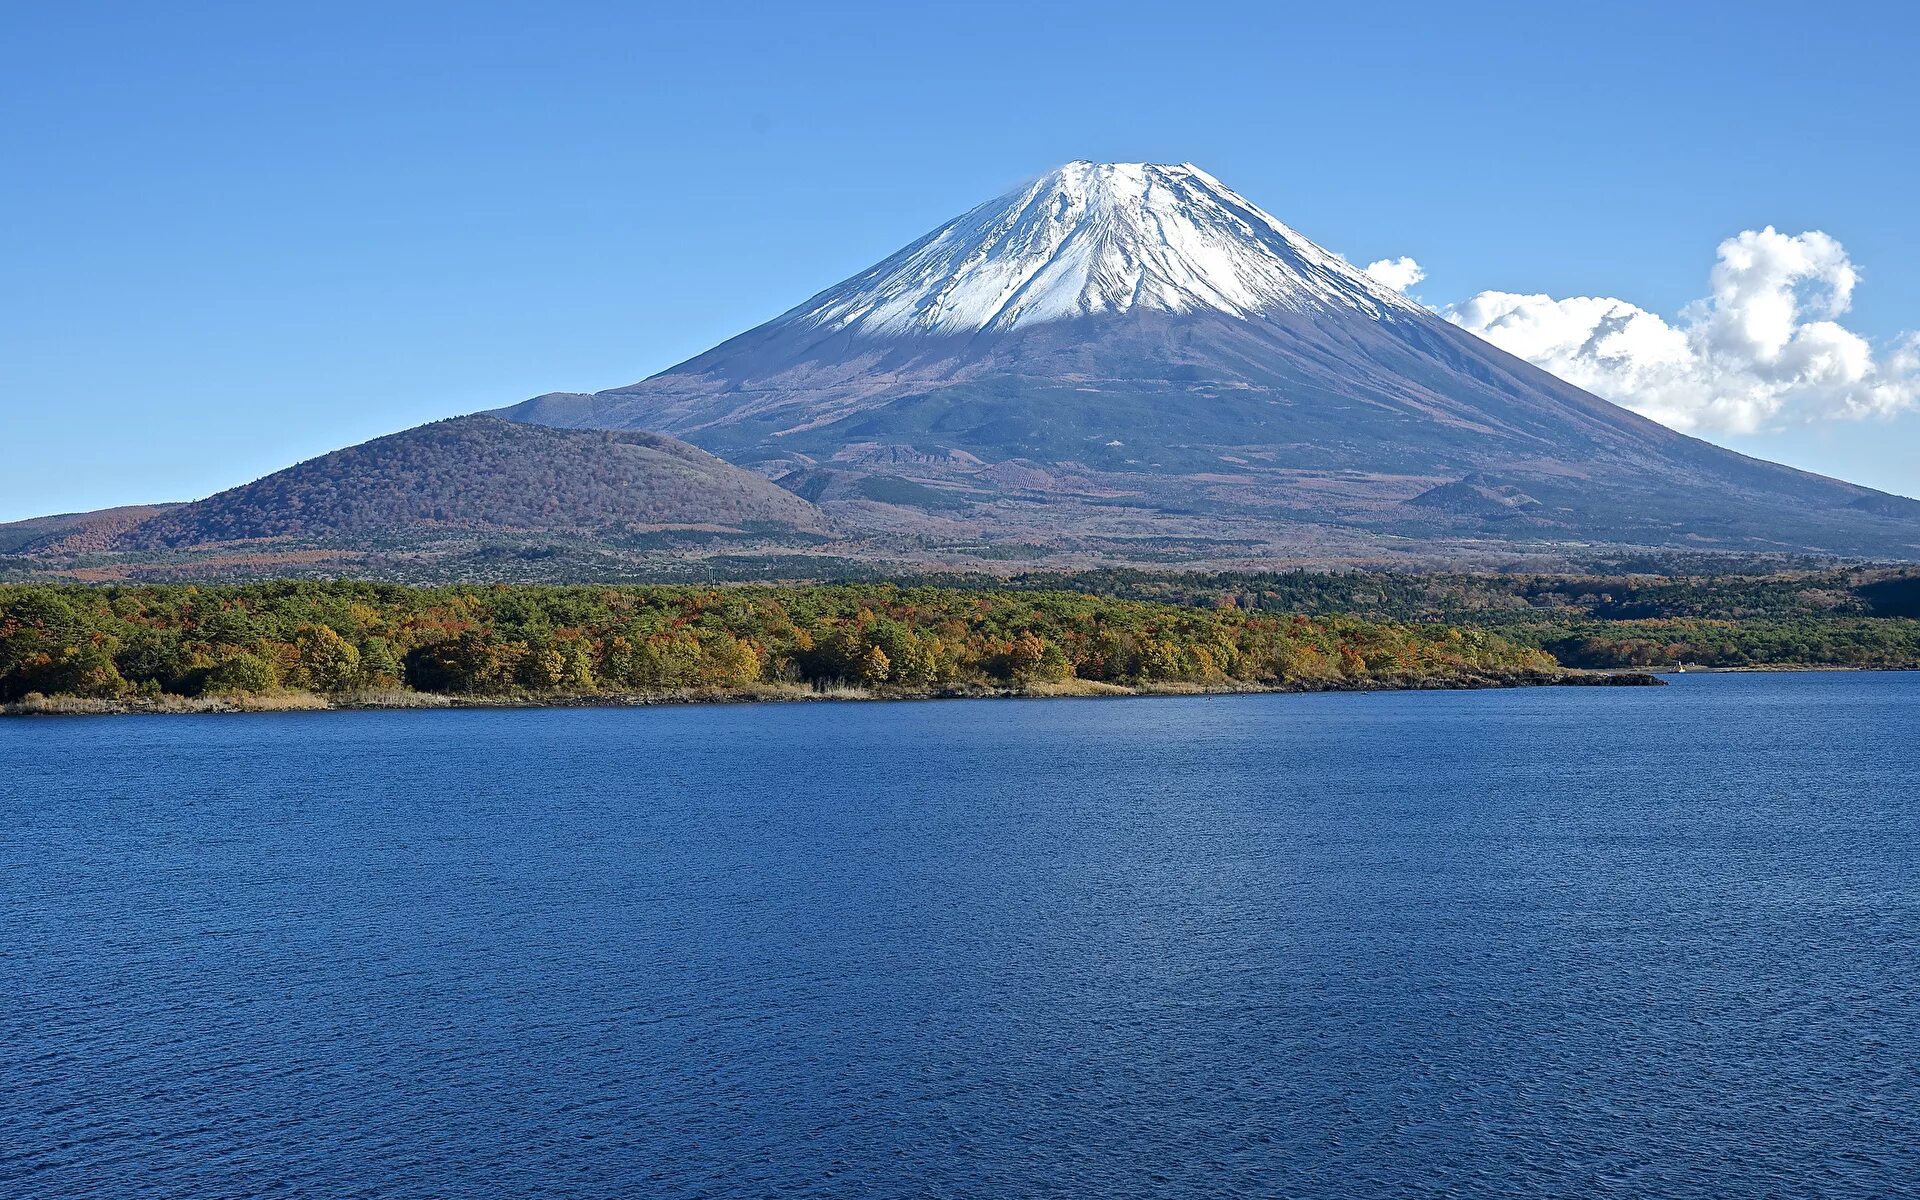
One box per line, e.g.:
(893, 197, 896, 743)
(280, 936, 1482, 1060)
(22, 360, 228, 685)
(0, 582, 1558, 702)
(968, 567, 1920, 669)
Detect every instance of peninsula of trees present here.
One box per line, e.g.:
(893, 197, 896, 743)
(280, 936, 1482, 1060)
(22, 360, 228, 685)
(0, 582, 1613, 713)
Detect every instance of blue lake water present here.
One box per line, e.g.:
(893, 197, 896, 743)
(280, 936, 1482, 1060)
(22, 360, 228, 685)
(3, 673, 1917, 1198)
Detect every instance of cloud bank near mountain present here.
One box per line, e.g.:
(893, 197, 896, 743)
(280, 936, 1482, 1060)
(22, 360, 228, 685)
(1427, 228, 1920, 434)
(1363, 256, 1426, 295)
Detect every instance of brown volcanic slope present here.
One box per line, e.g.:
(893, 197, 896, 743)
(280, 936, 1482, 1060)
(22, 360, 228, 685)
(0, 504, 183, 555)
(112, 415, 829, 549)
(502, 163, 1920, 560)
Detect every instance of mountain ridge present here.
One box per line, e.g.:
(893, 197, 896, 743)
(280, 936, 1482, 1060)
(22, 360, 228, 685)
(111, 416, 830, 550)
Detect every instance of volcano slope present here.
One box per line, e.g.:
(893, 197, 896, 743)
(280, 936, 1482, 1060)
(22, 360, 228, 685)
(502, 161, 1920, 561)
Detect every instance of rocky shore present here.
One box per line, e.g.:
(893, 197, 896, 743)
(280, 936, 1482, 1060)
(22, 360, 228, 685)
(2, 669, 1661, 718)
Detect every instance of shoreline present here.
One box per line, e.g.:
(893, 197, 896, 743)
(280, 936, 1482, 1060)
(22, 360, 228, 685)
(1651, 663, 1919, 674)
(2, 669, 1661, 719)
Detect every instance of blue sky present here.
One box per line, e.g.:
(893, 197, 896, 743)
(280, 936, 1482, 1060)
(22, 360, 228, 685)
(4, 1, 1917, 522)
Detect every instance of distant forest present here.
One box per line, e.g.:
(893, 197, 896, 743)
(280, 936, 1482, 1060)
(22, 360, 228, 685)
(973, 566, 1920, 669)
(0, 582, 1559, 705)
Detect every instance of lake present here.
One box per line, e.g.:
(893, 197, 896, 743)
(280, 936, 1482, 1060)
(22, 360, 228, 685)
(3, 673, 1916, 1197)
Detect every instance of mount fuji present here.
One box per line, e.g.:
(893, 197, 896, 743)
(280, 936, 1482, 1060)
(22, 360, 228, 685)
(502, 161, 1920, 560)
(15, 161, 1916, 575)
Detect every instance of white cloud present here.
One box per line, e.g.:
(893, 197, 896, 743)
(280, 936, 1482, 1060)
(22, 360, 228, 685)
(1364, 256, 1425, 294)
(1441, 227, 1920, 434)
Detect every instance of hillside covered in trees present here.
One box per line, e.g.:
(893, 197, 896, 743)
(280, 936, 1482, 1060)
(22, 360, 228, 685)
(0, 582, 1587, 709)
(107, 416, 830, 550)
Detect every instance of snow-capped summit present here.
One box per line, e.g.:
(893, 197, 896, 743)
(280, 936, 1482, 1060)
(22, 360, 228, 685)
(782, 161, 1426, 337)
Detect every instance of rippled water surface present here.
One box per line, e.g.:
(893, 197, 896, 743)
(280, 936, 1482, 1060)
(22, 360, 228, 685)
(4, 673, 1917, 1197)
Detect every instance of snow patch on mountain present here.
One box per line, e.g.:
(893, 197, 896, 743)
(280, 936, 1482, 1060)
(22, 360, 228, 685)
(782, 161, 1427, 337)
